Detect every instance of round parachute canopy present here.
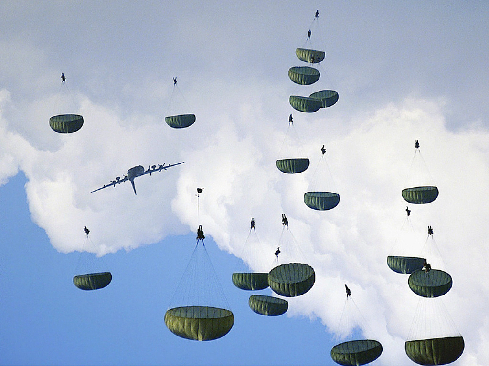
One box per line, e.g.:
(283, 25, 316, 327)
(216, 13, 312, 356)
(304, 192, 340, 210)
(268, 263, 315, 297)
(49, 114, 84, 133)
(288, 66, 320, 85)
(387, 256, 426, 274)
(276, 158, 309, 174)
(296, 48, 325, 63)
(73, 272, 112, 290)
(165, 114, 196, 129)
(405, 336, 464, 365)
(402, 186, 439, 204)
(289, 95, 322, 112)
(164, 306, 234, 341)
(330, 339, 383, 366)
(249, 295, 288, 316)
(232, 272, 269, 291)
(408, 269, 452, 298)
(309, 90, 339, 108)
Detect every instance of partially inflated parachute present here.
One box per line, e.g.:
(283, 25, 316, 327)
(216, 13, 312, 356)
(248, 295, 288, 316)
(387, 256, 426, 274)
(296, 48, 325, 63)
(232, 272, 269, 291)
(268, 263, 315, 297)
(304, 192, 340, 210)
(405, 336, 464, 365)
(165, 114, 196, 129)
(288, 66, 320, 85)
(276, 158, 310, 174)
(164, 306, 234, 341)
(408, 269, 452, 298)
(309, 90, 339, 108)
(331, 340, 383, 366)
(289, 96, 322, 112)
(402, 186, 439, 204)
(73, 272, 112, 290)
(50, 114, 84, 133)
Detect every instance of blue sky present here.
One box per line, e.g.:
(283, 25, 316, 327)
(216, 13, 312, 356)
(1, 1, 489, 365)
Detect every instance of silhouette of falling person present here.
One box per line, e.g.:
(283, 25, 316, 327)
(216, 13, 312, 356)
(84, 226, 90, 236)
(321, 145, 326, 155)
(289, 114, 293, 124)
(307, 29, 311, 39)
(345, 284, 351, 298)
(282, 214, 288, 227)
(315, 10, 319, 18)
(61, 73, 66, 82)
(406, 206, 411, 217)
(251, 218, 255, 231)
(173, 77, 177, 86)
(428, 225, 434, 236)
(197, 225, 205, 240)
(415, 140, 420, 149)
(275, 247, 281, 258)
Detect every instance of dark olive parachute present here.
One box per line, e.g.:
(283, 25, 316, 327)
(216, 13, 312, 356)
(232, 272, 269, 291)
(387, 256, 426, 274)
(402, 186, 439, 204)
(49, 114, 84, 133)
(288, 66, 320, 85)
(165, 114, 196, 129)
(248, 295, 288, 316)
(330, 339, 383, 366)
(408, 269, 452, 298)
(276, 158, 310, 174)
(309, 90, 339, 108)
(289, 95, 322, 112)
(268, 263, 315, 297)
(304, 192, 340, 210)
(296, 48, 325, 63)
(164, 306, 234, 341)
(73, 272, 112, 290)
(405, 336, 464, 365)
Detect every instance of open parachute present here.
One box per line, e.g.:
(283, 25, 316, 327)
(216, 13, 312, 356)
(249, 295, 288, 316)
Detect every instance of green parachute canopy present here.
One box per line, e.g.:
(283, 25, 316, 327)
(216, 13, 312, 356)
(49, 114, 84, 133)
(164, 306, 234, 341)
(387, 256, 426, 274)
(402, 186, 439, 204)
(73, 272, 112, 290)
(304, 192, 340, 210)
(288, 66, 320, 85)
(165, 114, 196, 129)
(309, 90, 339, 108)
(296, 48, 325, 63)
(268, 263, 315, 297)
(232, 272, 269, 291)
(289, 95, 322, 112)
(249, 295, 288, 316)
(276, 158, 309, 174)
(405, 336, 464, 365)
(408, 269, 452, 298)
(330, 339, 383, 366)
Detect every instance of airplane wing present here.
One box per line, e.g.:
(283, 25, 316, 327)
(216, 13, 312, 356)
(90, 175, 128, 193)
(142, 161, 184, 176)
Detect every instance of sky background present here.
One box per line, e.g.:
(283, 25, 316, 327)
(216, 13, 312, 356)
(0, 1, 488, 365)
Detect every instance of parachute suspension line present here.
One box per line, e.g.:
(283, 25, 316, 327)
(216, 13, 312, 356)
(334, 297, 350, 341)
(349, 296, 374, 337)
(167, 77, 191, 116)
(419, 227, 448, 270)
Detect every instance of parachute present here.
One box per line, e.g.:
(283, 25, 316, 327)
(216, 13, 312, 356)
(289, 95, 322, 112)
(387, 256, 426, 274)
(73, 272, 112, 290)
(165, 114, 196, 129)
(288, 66, 320, 85)
(309, 90, 339, 108)
(232, 272, 269, 291)
(268, 263, 315, 297)
(408, 269, 452, 298)
(405, 336, 464, 365)
(304, 191, 340, 210)
(276, 158, 310, 174)
(296, 48, 325, 63)
(50, 114, 84, 133)
(402, 186, 439, 204)
(330, 340, 383, 366)
(248, 295, 288, 316)
(164, 306, 234, 341)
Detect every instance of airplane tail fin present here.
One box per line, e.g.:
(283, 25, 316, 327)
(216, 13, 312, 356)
(131, 180, 137, 195)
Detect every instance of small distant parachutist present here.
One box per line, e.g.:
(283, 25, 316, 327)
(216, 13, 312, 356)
(307, 29, 311, 39)
(345, 284, 351, 297)
(315, 10, 319, 18)
(275, 247, 281, 258)
(289, 114, 293, 124)
(321, 145, 326, 155)
(61, 73, 66, 82)
(428, 225, 434, 236)
(197, 225, 205, 241)
(84, 226, 90, 236)
(415, 140, 420, 149)
(281, 214, 288, 227)
(173, 77, 177, 86)
(251, 218, 255, 231)
(406, 206, 411, 216)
